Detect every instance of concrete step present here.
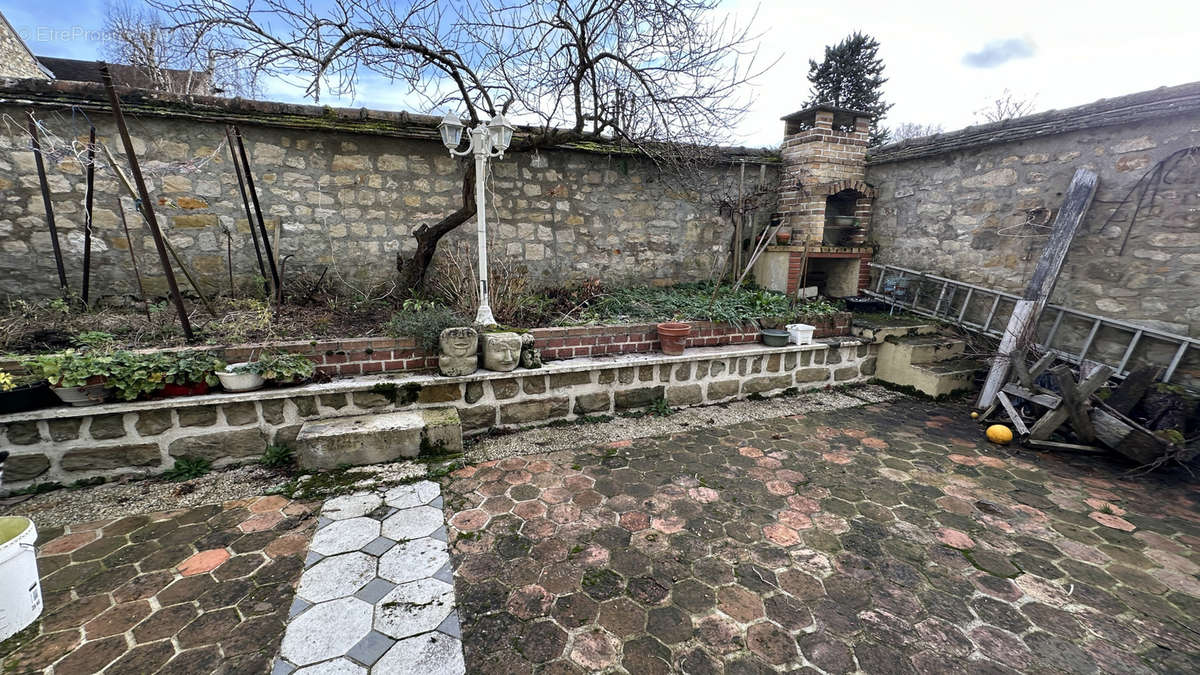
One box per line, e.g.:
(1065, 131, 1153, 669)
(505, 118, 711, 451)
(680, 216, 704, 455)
(295, 408, 462, 470)
(851, 321, 938, 344)
(881, 334, 967, 366)
(876, 351, 980, 398)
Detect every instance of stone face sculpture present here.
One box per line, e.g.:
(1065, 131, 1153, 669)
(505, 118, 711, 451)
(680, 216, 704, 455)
(519, 333, 542, 369)
(438, 327, 479, 376)
(481, 332, 522, 372)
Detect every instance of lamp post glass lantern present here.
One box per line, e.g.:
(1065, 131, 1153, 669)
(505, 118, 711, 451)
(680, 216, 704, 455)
(438, 112, 514, 326)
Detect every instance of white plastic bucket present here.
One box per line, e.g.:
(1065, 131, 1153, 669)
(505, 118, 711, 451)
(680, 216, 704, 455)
(786, 323, 815, 345)
(0, 516, 42, 642)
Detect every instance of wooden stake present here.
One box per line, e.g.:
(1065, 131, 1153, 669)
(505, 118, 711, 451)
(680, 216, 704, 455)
(27, 111, 68, 295)
(116, 198, 145, 302)
(978, 168, 1098, 407)
(82, 126, 96, 306)
(99, 63, 193, 342)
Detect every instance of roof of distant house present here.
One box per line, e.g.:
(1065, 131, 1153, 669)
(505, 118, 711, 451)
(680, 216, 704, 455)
(36, 56, 217, 94)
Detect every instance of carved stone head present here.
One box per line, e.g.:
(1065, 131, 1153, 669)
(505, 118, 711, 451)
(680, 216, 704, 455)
(482, 332, 522, 372)
(439, 327, 478, 358)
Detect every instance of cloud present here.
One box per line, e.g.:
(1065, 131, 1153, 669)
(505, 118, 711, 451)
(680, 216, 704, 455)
(962, 38, 1036, 68)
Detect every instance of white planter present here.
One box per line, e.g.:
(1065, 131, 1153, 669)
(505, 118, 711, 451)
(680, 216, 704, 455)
(215, 364, 265, 392)
(0, 516, 42, 642)
(786, 323, 815, 345)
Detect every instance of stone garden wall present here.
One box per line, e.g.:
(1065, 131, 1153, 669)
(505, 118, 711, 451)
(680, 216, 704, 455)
(866, 81, 1200, 337)
(0, 79, 777, 301)
(0, 340, 875, 490)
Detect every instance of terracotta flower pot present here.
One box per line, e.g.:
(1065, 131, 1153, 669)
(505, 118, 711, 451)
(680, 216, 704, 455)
(159, 382, 211, 398)
(656, 322, 692, 356)
(775, 231, 792, 245)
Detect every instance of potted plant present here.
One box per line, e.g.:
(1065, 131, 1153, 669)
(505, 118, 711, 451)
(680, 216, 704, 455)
(256, 352, 316, 385)
(656, 322, 692, 356)
(0, 370, 59, 415)
(161, 352, 224, 397)
(106, 352, 171, 401)
(22, 350, 115, 406)
(216, 362, 266, 393)
(758, 314, 792, 347)
(775, 229, 792, 245)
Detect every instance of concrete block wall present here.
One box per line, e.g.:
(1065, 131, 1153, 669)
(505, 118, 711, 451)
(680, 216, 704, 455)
(0, 341, 876, 491)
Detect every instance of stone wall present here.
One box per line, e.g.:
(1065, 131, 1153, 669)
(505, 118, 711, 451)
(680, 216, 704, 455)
(0, 341, 875, 490)
(866, 82, 1200, 338)
(0, 16, 42, 79)
(0, 79, 777, 301)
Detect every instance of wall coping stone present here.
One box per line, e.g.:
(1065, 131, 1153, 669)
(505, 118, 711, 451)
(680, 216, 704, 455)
(0, 340, 861, 424)
(867, 80, 1200, 165)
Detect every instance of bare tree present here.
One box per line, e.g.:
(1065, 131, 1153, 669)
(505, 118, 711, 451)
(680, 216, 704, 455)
(104, 1, 256, 96)
(890, 122, 944, 142)
(150, 0, 769, 293)
(975, 89, 1037, 124)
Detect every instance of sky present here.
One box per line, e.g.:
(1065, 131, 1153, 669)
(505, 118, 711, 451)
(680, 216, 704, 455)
(6, 0, 1199, 147)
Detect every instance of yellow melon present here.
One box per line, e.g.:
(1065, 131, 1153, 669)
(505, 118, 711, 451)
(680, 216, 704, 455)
(986, 425, 1014, 445)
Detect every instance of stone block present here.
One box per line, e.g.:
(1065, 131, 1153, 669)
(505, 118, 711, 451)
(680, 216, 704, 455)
(48, 419, 81, 441)
(3, 453, 50, 480)
(666, 385, 702, 406)
(674, 364, 692, 381)
(173, 214, 219, 229)
(293, 397, 319, 417)
(742, 375, 792, 394)
(261, 400, 285, 424)
(574, 392, 612, 415)
(460, 405, 496, 431)
(638, 366, 655, 382)
(826, 348, 842, 365)
(135, 410, 173, 436)
(178, 406, 217, 427)
(766, 355, 781, 372)
(598, 370, 615, 384)
(493, 379, 520, 400)
(615, 386, 665, 410)
(784, 353, 796, 370)
(707, 380, 740, 400)
(89, 414, 127, 440)
(3, 421, 41, 445)
(500, 397, 569, 424)
(523, 377, 547, 395)
(319, 393, 349, 410)
(694, 361, 710, 379)
(619, 368, 636, 384)
(658, 365, 672, 382)
(168, 428, 267, 461)
(62, 443, 161, 472)
(353, 391, 392, 409)
(795, 368, 829, 384)
(833, 367, 860, 382)
(710, 361, 726, 378)
(549, 371, 591, 387)
(421, 408, 463, 455)
(418, 384, 461, 404)
(295, 411, 425, 470)
(860, 358, 877, 376)
(223, 403, 259, 426)
(274, 424, 303, 447)
(465, 382, 484, 404)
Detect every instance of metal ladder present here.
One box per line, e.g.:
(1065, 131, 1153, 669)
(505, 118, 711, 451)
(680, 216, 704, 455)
(864, 262, 1198, 385)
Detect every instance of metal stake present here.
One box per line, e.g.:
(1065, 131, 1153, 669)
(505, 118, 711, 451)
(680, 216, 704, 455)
(82, 126, 95, 306)
(99, 62, 193, 341)
(233, 126, 280, 294)
(27, 111, 68, 295)
(225, 126, 268, 294)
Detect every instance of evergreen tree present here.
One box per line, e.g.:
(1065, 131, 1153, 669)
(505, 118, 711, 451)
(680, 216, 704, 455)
(806, 32, 893, 145)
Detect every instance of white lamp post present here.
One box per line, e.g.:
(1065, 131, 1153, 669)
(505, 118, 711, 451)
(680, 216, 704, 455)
(438, 111, 514, 326)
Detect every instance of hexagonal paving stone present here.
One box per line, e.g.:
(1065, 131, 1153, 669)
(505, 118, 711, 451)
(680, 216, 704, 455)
(296, 552, 378, 603)
(373, 632, 465, 674)
(379, 537, 449, 584)
(381, 505, 445, 541)
(322, 493, 384, 520)
(309, 517, 380, 556)
(281, 596, 375, 666)
(375, 578, 456, 639)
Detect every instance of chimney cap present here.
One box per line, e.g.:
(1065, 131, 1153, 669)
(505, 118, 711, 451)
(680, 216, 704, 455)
(781, 103, 874, 128)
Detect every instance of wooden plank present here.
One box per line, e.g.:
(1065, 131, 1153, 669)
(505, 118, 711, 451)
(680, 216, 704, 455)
(1011, 348, 1033, 389)
(996, 391, 1030, 437)
(1026, 439, 1106, 453)
(978, 168, 1099, 408)
(1028, 364, 1112, 440)
(1028, 351, 1057, 380)
(1105, 365, 1158, 415)
(1002, 383, 1061, 410)
(1091, 407, 1163, 465)
(1053, 366, 1096, 443)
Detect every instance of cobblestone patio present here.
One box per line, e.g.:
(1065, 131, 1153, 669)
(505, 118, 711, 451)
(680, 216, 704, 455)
(1, 496, 316, 674)
(443, 397, 1200, 673)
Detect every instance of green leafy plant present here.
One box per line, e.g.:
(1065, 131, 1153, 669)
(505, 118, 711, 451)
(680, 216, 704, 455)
(570, 282, 794, 327)
(71, 331, 116, 349)
(164, 351, 225, 386)
(162, 456, 212, 482)
(106, 352, 171, 401)
(0, 371, 14, 392)
(261, 444, 295, 468)
(387, 304, 473, 352)
(647, 397, 675, 417)
(231, 352, 315, 382)
(22, 349, 118, 388)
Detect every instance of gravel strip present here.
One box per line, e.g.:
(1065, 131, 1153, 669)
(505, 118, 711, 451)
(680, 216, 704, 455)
(3, 383, 906, 529)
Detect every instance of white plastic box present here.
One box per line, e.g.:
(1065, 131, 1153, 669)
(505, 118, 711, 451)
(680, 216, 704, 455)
(786, 323, 815, 345)
(0, 516, 42, 641)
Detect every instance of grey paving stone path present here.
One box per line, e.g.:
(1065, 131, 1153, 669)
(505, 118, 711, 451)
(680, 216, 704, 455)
(273, 480, 466, 674)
